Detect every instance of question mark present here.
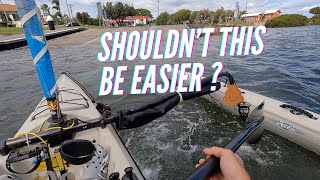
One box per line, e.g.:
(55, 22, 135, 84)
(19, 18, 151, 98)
(211, 62, 224, 91)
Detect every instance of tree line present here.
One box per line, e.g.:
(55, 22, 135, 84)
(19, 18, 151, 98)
(310, 6, 320, 25)
(78, 2, 153, 26)
(156, 7, 246, 25)
(76, 12, 100, 26)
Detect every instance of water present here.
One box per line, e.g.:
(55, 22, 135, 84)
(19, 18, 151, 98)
(0, 25, 320, 179)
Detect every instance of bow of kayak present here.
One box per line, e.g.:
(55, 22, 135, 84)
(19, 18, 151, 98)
(0, 73, 144, 179)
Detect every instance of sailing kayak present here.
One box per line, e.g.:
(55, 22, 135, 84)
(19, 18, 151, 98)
(179, 72, 320, 155)
(0, 72, 145, 179)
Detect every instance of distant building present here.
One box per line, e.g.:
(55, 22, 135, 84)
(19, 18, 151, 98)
(105, 15, 151, 27)
(241, 9, 282, 23)
(132, 16, 151, 26)
(263, 9, 282, 21)
(0, 4, 21, 27)
(0, 3, 47, 27)
(240, 13, 263, 22)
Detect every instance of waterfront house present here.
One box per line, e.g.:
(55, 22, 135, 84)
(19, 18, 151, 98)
(263, 9, 282, 21)
(106, 15, 151, 27)
(132, 16, 151, 26)
(241, 9, 282, 23)
(240, 13, 263, 23)
(0, 4, 21, 27)
(0, 3, 48, 27)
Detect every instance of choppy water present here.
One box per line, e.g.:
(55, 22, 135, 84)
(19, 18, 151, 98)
(0, 25, 320, 179)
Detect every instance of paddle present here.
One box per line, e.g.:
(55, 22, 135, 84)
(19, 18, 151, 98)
(185, 102, 265, 180)
(0, 72, 236, 155)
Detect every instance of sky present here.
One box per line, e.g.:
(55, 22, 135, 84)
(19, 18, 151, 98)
(2, 0, 319, 18)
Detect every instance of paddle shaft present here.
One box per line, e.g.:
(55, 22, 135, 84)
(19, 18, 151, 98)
(186, 118, 263, 180)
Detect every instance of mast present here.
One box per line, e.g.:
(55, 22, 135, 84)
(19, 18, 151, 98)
(14, 0, 62, 121)
(69, 4, 74, 22)
(245, 0, 248, 19)
(158, 0, 160, 17)
(65, 0, 73, 26)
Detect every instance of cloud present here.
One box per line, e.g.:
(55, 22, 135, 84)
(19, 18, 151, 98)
(247, 3, 255, 7)
(2, 0, 319, 18)
(299, 5, 317, 11)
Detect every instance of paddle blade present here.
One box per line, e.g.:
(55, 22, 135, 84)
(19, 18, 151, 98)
(246, 102, 265, 144)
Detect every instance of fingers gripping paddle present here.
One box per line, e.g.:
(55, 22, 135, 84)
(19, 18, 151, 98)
(186, 102, 265, 180)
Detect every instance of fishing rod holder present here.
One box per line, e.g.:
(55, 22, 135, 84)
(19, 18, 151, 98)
(5, 143, 53, 175)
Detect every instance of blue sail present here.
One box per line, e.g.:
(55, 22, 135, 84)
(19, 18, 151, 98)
(14, 0, 57, 99)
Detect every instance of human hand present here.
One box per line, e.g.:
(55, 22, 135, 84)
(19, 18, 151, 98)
(196, 146, 251, 180)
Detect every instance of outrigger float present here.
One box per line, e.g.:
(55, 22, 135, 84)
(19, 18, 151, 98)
(177, 72, 320, 155)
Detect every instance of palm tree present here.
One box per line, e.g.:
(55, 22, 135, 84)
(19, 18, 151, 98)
(51, 0, 62, 18)
(41, 4, 50, 15)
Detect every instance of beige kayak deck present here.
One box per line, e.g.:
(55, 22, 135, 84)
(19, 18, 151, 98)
(0, 74, 144, 179)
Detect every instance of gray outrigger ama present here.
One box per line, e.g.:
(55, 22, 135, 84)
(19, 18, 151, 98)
(179, 72, 320, 155)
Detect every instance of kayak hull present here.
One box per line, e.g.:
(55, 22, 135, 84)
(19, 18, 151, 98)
(0, 74, 144, 179)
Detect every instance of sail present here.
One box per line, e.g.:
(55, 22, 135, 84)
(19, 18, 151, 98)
(14, 0, 57, 99)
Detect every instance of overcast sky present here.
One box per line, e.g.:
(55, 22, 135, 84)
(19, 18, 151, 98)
(2, 0, 319, 18)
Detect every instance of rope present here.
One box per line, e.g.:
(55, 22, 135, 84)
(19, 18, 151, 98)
(8, 133, 47, 144)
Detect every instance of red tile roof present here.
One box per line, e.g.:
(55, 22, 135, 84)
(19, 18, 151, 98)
(134, 16, 151, 19)
(0, 4, 17, 12)
(124, 15, 151, 20)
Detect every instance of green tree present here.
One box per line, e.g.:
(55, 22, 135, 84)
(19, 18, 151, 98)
(310, 14, 320, 25)
(51, 0, 62, 18)
(189, 11, 198, 24)
(105, 2, 113, 19)
(265, 14, 309, 28)
(124, 3, 136, 17)
(214, 7, 225, 23)
(53, 12, 62, 19)
(76, 12, 90, 25)
(88, 18, 100, 26)
(156, 12, 170, 25)
(41, 4, 50, 15)
(104, 1, 135, 26)
(171, 9, 191, 24)
(199, 9, 211, 23)
(135, 8, 153, 18)
(309, 6, 320, 25)
(309, 6, 320, 15)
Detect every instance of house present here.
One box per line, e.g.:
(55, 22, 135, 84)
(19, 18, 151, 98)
(241, 9, 282, 23)
(132, 16, 151, 26)
(263, 9, 282, 21)
(0, 4, 21, 27)
(240, 13, 263, 23)
(105, 15, 151, 27)
(0, 3, 48, 27)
